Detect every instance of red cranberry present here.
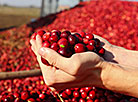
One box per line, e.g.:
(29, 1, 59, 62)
(89, 40, 95, 46)
(84, 87, 92, 93)
(94, 99, 100, 102)
(21, 91, 29, 100)
(60, 31, 71, 38)
(89, 90, 95, 99)
(81, 91, 87, 99)
(87, 99, 93, 102)
(31, 32, 37, 40)
(14, 98, 23, 102)
(79, 98, 85, 102)
(73, 91, 80, 98)
(58, 48, 72, 57)
(65, 89, 72, 96)
(68, 35, 77, 45)
(97, 47, 105, 56)
(58, 40, 69, 48)
(50, 42, 59, 51)
(79, 31, 86, 37)
(37, 30, 46, 36)
(51, 30, 61, 36)
(13, 93, 20, 98)
(83, 38, 89, 44)
(86, 45, 94, 51)
(27, 98, 36, 102)
(49, 35, 59, 43)
(39, 93, 46, 100)
(85, 33, 94, 40)
(42, 41, 50, 47)
(60, 92, 68, 99)
(42, 32, 51, 41)
(74, 43, 86, 53)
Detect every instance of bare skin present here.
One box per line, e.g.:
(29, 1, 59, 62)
(30, 34, 138, 98)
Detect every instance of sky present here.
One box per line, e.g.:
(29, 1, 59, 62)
(0, 0, 79, 7)
(0, 0, 138, 8)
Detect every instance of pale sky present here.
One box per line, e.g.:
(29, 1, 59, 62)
(0, 0, 80, 7)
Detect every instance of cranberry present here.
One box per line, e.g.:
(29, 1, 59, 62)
(42, 32, 51, 41)
(58, 40, 69, 48)
(60, 92, 68, 99)
(86, 45, 94, 51)
(68, 35, 77, 45)
(79, 98, 85, 102)
(37, 30, 46, 36)
(87, 99, 93, 102)
(42, 41, 50, 47)
(97, 47, 105, 56)
(89, 90, 95, 99)
(31, 32, 37, 40)
(73, 91, 80, 98)
(65, 89, 72, 96)
(58, 48, 72, 57)
(14, 98, 23, 102)
(84, 87, 92, 93)
(21, 91, 29, 100)
(49, 35, 59, 43)
(50, 42, 59, 51)
(51, 30, 61, 36)
(60, 31, 71, 38)
(85, 33, 94, 40)
(39, 93, 46, 100)
(27, 98, 36, 102)
(83, 38, 89, 44)
(89, 40, 95, 46)
(74, 43, 86, 53)
(79, 32, 86, 37)
(81, 91, 87, 99)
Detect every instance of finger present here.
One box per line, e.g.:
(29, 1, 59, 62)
(38, 47, 71, 72)
(30, 39, 37, 51)
(36, 34, 42, 49)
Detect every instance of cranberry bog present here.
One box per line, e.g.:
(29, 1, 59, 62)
(0, 0, 138, 102)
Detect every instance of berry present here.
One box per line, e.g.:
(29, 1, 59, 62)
(85, 33, 94, 40)
(37, 30, 46, 36)
(68, 35, 77, 45)
(31, 32, 37, 40)
(58, 48, 72, 57)
(73, 91, 80, 98)
(21, 91, 29, 100)
(74, 43, 86, 53)
(42, 32, 51, 41)
(50, 42, 59, 51)
(39, 93, 46, 100)
(42, 41, 50, 47)
(27, 98, 36, 102)
(60, 31, 71, 39)
(89, 90, 95, 99)
(86, 45, 94, 51)
(49, 35, 59, 43)
(81, 91, 87, 99)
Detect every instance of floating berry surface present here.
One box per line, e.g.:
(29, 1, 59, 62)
(0, 0, 138, 101)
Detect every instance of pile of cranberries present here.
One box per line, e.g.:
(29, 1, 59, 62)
(31, 29, 105, 59)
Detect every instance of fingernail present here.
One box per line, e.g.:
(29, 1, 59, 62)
(38, 47, 46, 55)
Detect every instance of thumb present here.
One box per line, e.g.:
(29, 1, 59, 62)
(38, 47, 70, 70)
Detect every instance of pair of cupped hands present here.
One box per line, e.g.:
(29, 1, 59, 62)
(30, 34, 122, 91)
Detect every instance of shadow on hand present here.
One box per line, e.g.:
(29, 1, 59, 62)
(100, 42, 118, 64)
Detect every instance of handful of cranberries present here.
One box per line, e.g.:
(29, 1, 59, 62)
(31, 29, 105, 62)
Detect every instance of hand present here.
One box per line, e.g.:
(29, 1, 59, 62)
(30, 35, 107, 91)
(94, 34, 117, 63)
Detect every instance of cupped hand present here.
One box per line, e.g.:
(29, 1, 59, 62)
(30, 35, 106, 91)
